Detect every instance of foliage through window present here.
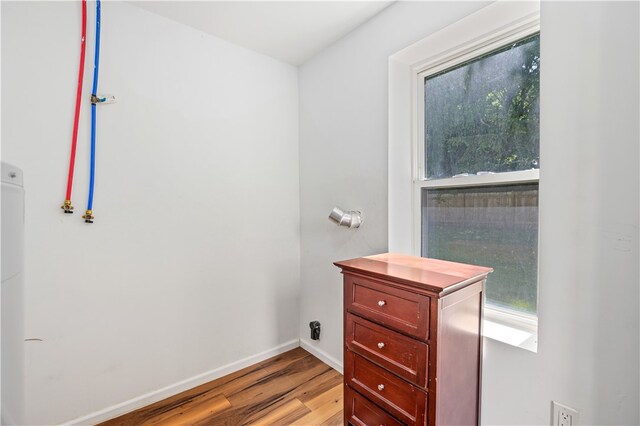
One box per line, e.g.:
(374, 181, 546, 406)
(424, 35, 540, 179)
(420, 34, 540, 315)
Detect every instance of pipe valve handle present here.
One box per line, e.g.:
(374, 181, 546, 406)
(61, 200, 74, 214)
(82, 210, 94, 224)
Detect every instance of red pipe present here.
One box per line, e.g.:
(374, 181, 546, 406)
(63, 0, 87, 211)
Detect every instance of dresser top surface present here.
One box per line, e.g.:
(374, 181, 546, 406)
(334, 253, 492, 294)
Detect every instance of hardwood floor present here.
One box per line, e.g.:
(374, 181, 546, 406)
(99, 348, 344, 426)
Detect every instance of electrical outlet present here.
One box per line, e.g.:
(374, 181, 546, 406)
(552, 401, 579, 426)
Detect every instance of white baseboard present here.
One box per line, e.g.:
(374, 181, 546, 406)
(299, 338, 343, 374)
(64, 339, 300, 425)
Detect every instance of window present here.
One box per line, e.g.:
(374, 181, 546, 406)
(422, 184, 538, 313)
(417, 34, 540, 316)
(423, 34, 540, 180)
(389, 1, 540, 349)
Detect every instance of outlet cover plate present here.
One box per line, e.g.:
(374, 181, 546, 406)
(552, 401, 579, 426)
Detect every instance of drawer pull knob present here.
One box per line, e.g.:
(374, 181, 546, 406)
(377, 384, 385, 391)
(377, 300, 386, 307)
(377, 342, 385, 349)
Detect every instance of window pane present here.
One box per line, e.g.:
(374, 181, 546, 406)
(424, 34, 540, 180)
(422, 184, 538, 314)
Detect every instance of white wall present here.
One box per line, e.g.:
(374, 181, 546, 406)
(1, 2, 300, 424)
(299, 1, 639, 425)
(298, 0, 489, 372)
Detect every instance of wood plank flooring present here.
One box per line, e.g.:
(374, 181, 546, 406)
(99, 348, 344, 426)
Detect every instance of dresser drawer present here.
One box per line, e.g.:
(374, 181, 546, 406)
(345, 350, 427, 426)
(344, 385, 403, 426)
(345, 274, 430, 341)
(346, 313, 428, 388)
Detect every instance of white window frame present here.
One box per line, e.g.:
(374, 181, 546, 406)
(389, 1, 540, 351)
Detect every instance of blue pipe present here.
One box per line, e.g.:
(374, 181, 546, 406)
(87, 0, 100, 215)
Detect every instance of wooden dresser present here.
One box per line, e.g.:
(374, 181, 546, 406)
(334, 253, 492, 426)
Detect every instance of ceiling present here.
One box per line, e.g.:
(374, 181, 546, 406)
(130, 1, 394, 66)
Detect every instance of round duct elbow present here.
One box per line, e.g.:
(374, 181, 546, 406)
(329, 207, 363, 228)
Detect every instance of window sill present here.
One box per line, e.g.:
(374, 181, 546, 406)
(483, 307, 538, 352)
